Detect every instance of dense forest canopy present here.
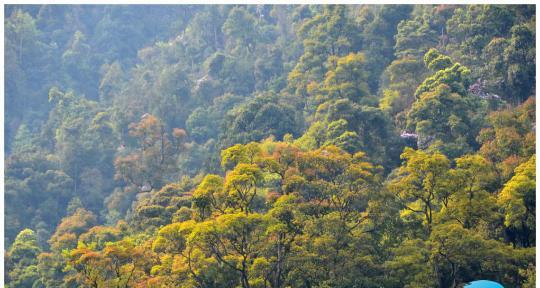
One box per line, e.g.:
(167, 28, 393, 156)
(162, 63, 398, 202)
(4, 4, 536, 288)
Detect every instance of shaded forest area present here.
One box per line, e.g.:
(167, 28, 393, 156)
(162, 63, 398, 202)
(4, 4, 536, 287)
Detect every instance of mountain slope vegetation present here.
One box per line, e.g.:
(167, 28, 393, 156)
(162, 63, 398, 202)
(4, 4, 536, 287)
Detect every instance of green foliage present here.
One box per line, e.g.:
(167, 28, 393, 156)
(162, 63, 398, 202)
(441, 154, 498, 230)
(424, 48, 453, 71)
(499, 155, 535, 247)
(388, 148, 451, 231)
(446, 5, 535, 103)
(379, 57, 428, 127)
(321, 53, 370, 103)
(5, 152, 74, 245)
(446, 5, 515, 63)
(6, 229, 42, 288)
(358, 5, 413, 92)
(478, 97, 535, 182)
(131, 181, 193, 231)
(192, 174, 225, 218)
(224, 163, 264, 213)
(503, 24, 535, 103)
(408, 82, 484, 157)
(299, 96, 403, 169)
(384, 239, 436, 287)
(220, 93, 301, 148)
(221, 142, 262, 169)
(415, 55, 472, 98)
(287, 5, 360, 98)
(11, 124, 36, 154)
(186, 93, 243, 143)
(429, 223, 512, 286)
(222, 7, 258, 53)
(4, 5, 536, 288)
(394, 16, 438, 59)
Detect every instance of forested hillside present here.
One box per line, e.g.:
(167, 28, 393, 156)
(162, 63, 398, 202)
(4, 5, 536, 287)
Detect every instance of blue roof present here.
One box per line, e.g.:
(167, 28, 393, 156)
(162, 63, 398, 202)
(465, 280, 504, 288)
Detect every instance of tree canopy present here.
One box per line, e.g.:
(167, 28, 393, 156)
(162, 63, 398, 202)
(4, 4, 535, 288)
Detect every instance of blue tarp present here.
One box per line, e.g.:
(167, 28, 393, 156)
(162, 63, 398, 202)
(465, 280, 504, 288)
